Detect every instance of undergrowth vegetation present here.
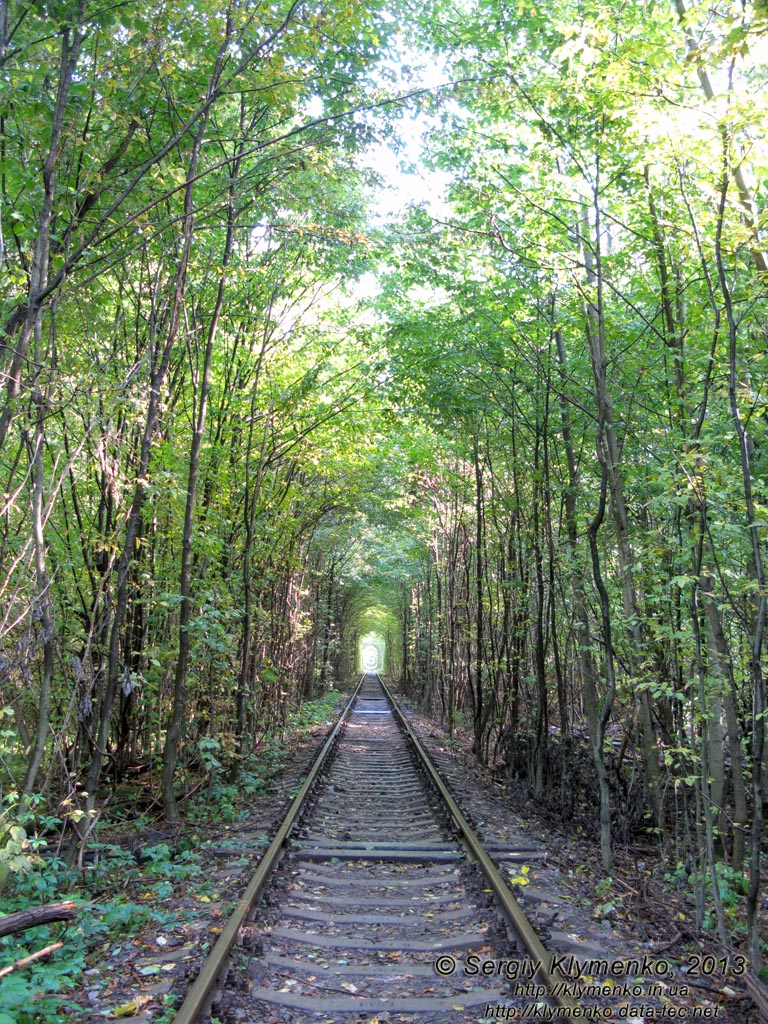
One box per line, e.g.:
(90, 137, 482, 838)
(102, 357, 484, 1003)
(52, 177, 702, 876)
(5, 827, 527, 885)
(0, 688, 342, 1023)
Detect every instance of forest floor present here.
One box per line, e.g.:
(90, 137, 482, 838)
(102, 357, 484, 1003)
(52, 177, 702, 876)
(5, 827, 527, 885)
(33, 684, 765, 1024)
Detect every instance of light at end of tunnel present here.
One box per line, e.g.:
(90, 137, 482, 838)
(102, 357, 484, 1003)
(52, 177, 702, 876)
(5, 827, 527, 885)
(359, 632, 385, 673)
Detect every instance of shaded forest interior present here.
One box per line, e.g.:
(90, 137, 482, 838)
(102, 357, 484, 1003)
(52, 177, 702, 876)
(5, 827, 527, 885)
(0, 0, 767, 1007)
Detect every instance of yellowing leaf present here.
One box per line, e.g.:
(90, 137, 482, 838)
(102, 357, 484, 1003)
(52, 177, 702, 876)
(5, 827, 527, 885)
(110, 995, 151, 1018)
(111, 1003, 141, 1019)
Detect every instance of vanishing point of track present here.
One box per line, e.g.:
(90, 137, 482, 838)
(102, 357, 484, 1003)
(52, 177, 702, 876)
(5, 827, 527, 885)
(172, 674, 575, 1023)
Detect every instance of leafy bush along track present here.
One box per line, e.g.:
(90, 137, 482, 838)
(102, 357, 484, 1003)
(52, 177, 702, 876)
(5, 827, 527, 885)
(172, 674, 575, 1022)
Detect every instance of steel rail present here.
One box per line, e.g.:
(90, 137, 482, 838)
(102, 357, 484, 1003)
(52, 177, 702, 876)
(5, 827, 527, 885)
(171, 675, 364, 1024)
(378, 673, 577, 1013)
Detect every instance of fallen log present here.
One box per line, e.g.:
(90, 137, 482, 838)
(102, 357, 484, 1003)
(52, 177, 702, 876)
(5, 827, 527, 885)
(0, 900, 77, 938)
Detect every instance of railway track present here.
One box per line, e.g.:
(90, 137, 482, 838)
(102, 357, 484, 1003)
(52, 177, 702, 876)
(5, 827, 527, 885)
(173, 674, 576, 1023)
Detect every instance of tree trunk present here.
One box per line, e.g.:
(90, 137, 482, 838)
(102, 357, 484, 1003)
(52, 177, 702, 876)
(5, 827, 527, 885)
(552, 315, 601, 830)
(586, 468, 617, 870)
(691, 534, 728, 943)
(80, 95, 212, 831)
(701, 575, 748, 866)
(531, 427, 547, 798)
(0, 4, 87, 452)
(581, 180, 663, 831)
(21, 401, 55, 798)
(162, 104, 241, 822)
(715, 168, 766, 971)
(471, 437, 485, 757)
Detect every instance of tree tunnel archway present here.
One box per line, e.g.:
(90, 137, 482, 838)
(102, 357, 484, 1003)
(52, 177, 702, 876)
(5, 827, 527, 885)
(359, 631, 385, 673)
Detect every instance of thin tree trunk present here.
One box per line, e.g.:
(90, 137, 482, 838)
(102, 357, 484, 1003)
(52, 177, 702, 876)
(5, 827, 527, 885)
(21, 401, 55, 798)
(531, 427, 547, 798)
(471, 437, 485, 757)
(0, 4, 87, 452)
(163, 91, 241, 821)
(691, 533, 728, 942)
(553, 321, 599, 741)
(701, 575, 747, 866)
(587, 468, 617, 870)
(80, 74, 216, 830)
(675, 149, 751, 876)
(548, 318, 587, 816)
(714, 167, 766, 972)
(581, 176, 663, 831)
